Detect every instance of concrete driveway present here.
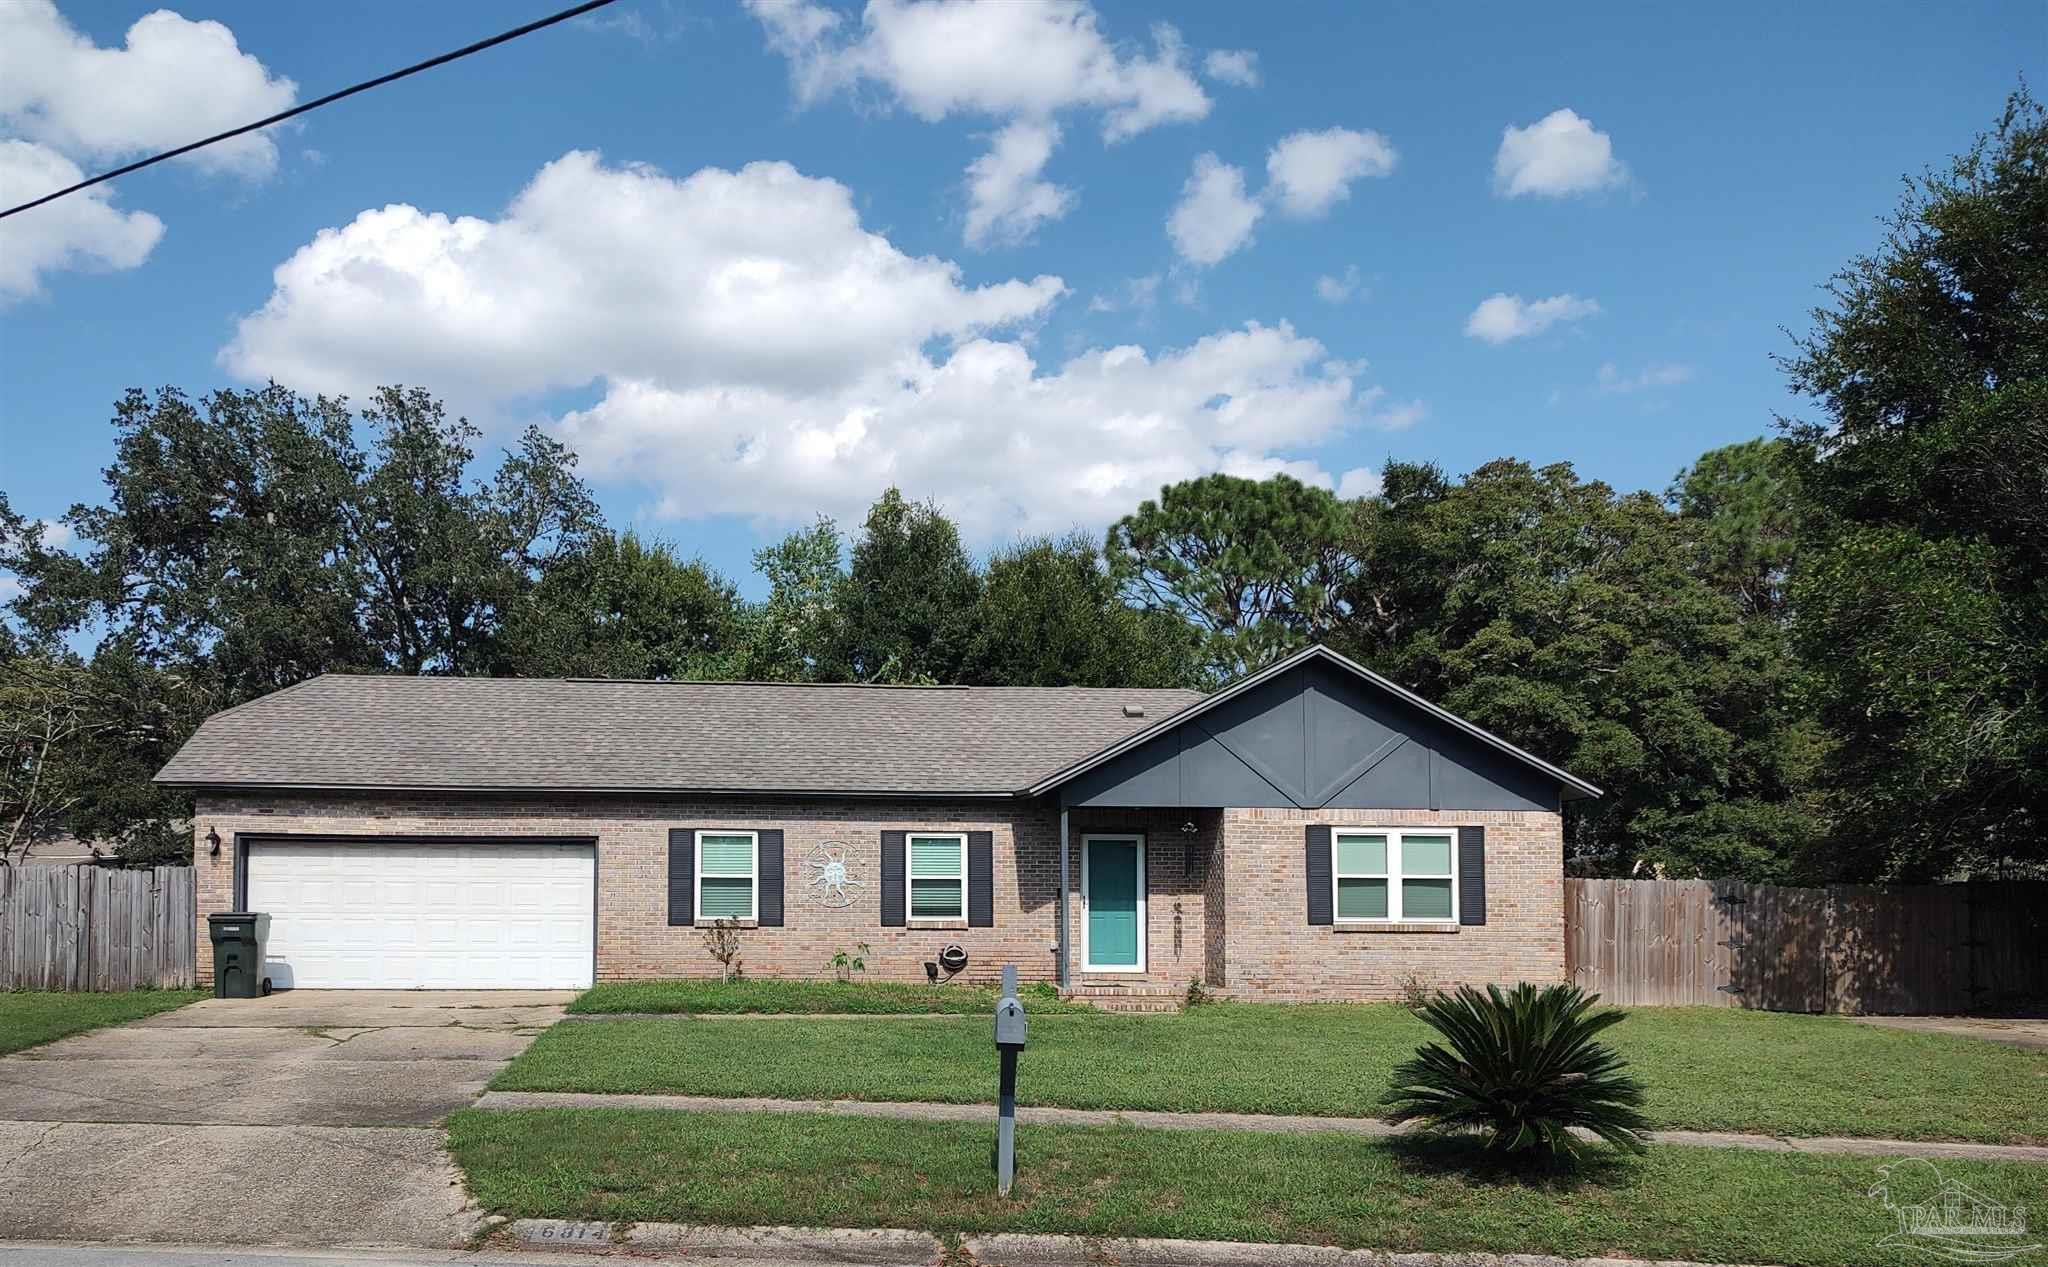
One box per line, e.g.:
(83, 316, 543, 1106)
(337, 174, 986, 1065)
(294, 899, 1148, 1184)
(0, 990, 571, 1250)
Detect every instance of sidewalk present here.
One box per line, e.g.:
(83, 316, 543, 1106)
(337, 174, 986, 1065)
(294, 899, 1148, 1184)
(497, 1219, 1794, 1266)
(0, 1229, 1797, 1267)
(471, 1089, 2048, 1164)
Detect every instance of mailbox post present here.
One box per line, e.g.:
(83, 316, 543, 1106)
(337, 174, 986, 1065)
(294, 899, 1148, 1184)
(993, 962, 1027, 1196)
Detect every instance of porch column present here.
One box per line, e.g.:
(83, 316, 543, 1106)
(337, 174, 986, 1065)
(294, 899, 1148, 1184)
(1056, 804, 1071, 987)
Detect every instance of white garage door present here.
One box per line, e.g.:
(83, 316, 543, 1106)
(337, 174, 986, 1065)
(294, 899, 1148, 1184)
(245, 841, 595, 989)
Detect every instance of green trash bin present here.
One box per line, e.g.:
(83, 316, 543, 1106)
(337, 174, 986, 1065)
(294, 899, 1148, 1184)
(207, 912, 272, 999)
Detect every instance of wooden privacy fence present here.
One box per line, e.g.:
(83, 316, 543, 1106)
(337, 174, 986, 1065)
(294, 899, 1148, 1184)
(1565, 879, 2048, 1015)
(0, 865, 196, 991)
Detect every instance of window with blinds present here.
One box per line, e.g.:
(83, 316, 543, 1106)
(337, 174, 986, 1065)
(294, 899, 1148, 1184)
(1334, 829, 1457, 923)
(907, 833, 966, 920)
(696, 830, 758, 920)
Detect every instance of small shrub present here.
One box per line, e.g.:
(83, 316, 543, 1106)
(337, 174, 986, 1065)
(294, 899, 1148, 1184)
(701, 919, 743, 982)
(827, 942, 872, 983)
(1397, 974, 1434, 1011)
(1184, 978, 1212, 1007)
(1379, 982, 1649, 1164)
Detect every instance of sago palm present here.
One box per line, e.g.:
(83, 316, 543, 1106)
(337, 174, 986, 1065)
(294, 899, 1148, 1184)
(1380, 982, 1650, 1162)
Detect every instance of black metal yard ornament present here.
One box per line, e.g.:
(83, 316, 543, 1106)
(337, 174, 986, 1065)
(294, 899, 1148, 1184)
(993, 962, 1027, 1195)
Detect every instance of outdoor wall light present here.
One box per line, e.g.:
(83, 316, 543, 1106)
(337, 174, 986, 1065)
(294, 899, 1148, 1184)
(206, 827, 222, 856)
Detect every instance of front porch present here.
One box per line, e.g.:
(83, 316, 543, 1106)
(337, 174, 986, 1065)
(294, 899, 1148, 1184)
(1055, 806, 1221, 1008)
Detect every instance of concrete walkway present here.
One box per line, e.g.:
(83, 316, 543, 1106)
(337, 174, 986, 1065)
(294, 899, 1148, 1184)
(473, 1089, 2048, 1164)
(1851, 1012, 2048, 1052)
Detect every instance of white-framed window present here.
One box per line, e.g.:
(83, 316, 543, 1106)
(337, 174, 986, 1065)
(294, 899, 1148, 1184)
(907, 832, 967, 921)
(696, 830, 759, 921)
(1334, 829, 1457, 923)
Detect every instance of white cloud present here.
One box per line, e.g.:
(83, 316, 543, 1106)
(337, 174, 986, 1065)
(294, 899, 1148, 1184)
(1265, 127, 1396, 217)
(1596, 361, 1694, 393)
(1167, 153, 1262, 266)
(746, 0, 844, 77)
(223, 152, 1404, 538)
(1203, 49, 1259, 88)
(0, 0, 297, 179)
(0, 519, 78, 603)
(748, 0, 1207, 135)
(1370, 397, 1428, 430)
(746, 0, 1207, 246)
(1492, 108, 1627, 198)
(560, 322, 1367, 535)
(32, 518, 76, 551)
(1336, 466, 1382, 499)
(963, 119, 1075, 247)
(1315, 265, 1362, 303)
(1088, 273, 1160, 314)
(574, 6, 677, 44)
(1163, 125, 1397, 268)
(1463, 292, 1600, 343)
(223, 152, 1064, 403)
(0, 140, 163, 301)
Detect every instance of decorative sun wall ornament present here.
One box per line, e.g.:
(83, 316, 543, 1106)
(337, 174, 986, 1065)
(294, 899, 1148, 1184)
(803, 841, 862, 908)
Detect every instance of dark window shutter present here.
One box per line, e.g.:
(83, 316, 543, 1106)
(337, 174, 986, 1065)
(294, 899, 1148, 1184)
(1305, 825, 1333, 926)
(668, 828, 695, 926)
(880, 830, 907, 927)
(966, 830, 994, 927)
(758, 829, 785, 927)
(1458, 826, 1487, 926)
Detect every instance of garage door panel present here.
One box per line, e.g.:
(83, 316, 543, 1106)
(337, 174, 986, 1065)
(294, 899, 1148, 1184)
(246, 842, 594, 989)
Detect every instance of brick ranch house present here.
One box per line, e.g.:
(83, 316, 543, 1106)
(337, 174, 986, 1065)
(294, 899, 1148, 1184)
(156, 644, 1599, 1001)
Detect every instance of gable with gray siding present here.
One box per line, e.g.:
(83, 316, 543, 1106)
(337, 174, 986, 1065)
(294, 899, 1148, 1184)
(1058, 655, 1568, 811)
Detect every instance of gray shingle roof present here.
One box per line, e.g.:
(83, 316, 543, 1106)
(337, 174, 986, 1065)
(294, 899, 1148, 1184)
(154, 675, 1206, 796)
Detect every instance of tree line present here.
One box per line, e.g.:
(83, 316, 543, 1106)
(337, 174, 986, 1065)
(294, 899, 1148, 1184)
(3, 93, 2041, 882)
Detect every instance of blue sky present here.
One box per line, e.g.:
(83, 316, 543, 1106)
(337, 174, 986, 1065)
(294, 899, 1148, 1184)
(1, 0, 2039, 594)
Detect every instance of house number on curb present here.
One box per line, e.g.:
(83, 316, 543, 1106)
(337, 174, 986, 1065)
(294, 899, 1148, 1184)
(804, 841, 863, 908)
(516, 1221, 609, 1245)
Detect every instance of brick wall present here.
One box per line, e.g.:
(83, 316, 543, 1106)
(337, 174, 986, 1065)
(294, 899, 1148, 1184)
(193, 791, 1068, 987)
(1214, 807, 1564, 1001)
(190, 794, 1561, 999)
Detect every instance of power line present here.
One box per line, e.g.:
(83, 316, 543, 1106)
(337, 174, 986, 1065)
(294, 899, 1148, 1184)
(0, 0, 622, 221)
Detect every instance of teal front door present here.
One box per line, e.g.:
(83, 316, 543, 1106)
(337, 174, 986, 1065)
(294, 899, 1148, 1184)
(1084, 837, 1144, 971)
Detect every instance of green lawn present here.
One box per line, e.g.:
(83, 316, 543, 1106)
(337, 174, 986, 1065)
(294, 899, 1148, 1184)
(0, 989, 208, 1056)
(497, 1003, 2048, 1144)
(570, 978, 1097, 1015)
(448, 1106, 2044, 1267)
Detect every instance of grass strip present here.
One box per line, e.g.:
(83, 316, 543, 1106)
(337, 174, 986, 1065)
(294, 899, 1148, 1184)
(447, 1106, 2043, 1267)
(497, 1001, 2048, 1144)
(569, 978, 1098, 1015)
(0, 988, 208, 1056)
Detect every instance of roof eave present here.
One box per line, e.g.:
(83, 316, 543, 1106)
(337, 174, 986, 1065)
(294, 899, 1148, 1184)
(154, 777, 1027, 799)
